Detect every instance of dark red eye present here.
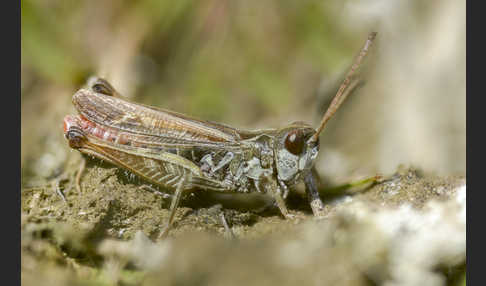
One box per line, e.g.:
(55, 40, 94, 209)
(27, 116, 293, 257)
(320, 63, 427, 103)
(284, 130, 305, 155)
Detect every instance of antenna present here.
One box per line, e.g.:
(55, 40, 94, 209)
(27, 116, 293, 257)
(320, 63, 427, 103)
(308, 32, 377, 143)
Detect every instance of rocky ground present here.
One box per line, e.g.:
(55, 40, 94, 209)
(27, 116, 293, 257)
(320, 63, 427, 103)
(21, 158, 466, 286)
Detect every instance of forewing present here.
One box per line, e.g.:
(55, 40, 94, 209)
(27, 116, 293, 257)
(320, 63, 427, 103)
(73, 89, 242, 146)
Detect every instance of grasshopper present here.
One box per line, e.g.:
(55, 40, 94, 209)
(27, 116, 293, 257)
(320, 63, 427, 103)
(63, 32, 377, 238)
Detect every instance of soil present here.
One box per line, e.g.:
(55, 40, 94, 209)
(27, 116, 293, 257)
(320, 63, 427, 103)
(21, 156, 466, 286)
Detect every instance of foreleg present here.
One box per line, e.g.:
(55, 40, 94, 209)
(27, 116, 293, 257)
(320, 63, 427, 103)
(303, 167, 326, 218)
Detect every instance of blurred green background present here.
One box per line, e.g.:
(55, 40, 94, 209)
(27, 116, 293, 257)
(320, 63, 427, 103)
(21, 0, 465, 185)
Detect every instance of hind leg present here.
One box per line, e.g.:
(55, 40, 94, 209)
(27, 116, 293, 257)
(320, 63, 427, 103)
(159, 183, 184, 239)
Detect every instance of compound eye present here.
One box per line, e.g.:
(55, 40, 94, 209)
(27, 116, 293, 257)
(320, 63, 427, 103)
(284, 130, 305, 155)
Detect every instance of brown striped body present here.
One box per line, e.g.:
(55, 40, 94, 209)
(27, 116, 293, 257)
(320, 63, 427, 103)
(62, 32, 376, 237)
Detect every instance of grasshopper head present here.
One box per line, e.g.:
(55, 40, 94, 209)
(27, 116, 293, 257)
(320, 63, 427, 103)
(274, 32, 377, 184)
(274, 121, 319, 183)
